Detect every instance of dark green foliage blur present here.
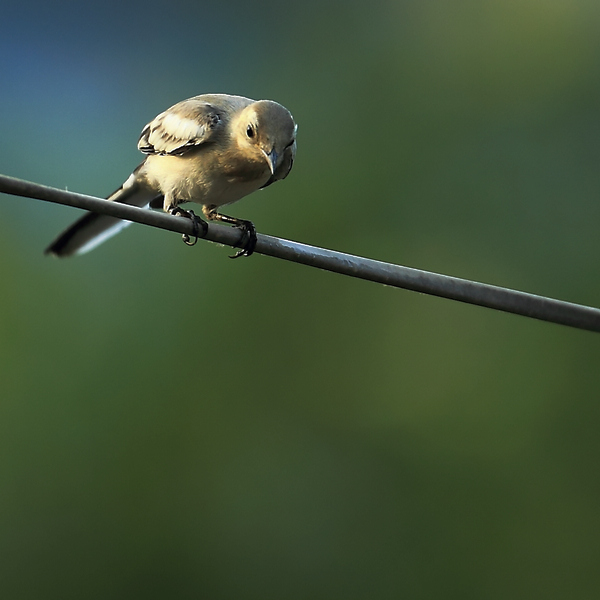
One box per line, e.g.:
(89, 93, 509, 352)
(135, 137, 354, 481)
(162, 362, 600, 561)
(1, 1, 600, 598)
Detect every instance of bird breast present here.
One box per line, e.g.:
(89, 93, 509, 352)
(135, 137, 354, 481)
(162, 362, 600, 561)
(144, 148, 271, 208)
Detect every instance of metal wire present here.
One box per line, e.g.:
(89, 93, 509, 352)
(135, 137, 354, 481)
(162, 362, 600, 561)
(2, 173, 599, 333)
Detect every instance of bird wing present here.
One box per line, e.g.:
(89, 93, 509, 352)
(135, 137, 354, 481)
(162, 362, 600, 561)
(138, 99, 222, 156)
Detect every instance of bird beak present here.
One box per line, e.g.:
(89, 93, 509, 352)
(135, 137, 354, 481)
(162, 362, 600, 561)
(261, 148, 278, 175)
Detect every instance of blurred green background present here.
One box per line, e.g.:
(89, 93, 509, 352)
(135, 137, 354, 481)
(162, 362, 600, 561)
(2, 0, 600, 598)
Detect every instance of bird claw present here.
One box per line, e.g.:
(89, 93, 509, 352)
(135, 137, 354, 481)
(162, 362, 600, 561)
(170, 207, 208, 246)
(229, 220, 257, 259)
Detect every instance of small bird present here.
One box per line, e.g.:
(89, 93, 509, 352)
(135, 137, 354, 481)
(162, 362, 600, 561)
(45, 94, 297, 258)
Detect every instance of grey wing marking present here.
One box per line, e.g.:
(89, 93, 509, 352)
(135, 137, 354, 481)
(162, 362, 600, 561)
(138, 101, 222, 156)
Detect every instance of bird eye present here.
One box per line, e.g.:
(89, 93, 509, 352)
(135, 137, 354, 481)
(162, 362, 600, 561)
(246, 125, 255, 138)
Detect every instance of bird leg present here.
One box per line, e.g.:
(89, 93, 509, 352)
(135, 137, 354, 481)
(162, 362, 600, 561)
(170, 207, 208, 246)
(202, 206, 257, 259)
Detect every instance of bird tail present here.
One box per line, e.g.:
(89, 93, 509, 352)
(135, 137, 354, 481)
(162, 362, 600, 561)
(45, 168, 162, 257)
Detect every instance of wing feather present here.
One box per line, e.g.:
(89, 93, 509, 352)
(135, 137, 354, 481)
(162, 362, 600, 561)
(138, 99, 222, 156)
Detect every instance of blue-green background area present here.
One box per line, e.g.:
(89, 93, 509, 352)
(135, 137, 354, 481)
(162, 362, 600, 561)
(2, 1, 600, 598)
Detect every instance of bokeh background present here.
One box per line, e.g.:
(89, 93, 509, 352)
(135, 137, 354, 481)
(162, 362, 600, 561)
(2, 1, 600, 598)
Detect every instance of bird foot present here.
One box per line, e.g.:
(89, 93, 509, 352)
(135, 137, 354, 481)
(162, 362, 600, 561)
(170, 207, 208, 246)
(230, 220, 257, 259)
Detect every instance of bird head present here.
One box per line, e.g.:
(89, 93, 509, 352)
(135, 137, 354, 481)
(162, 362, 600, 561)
(237, 100, 297, 179)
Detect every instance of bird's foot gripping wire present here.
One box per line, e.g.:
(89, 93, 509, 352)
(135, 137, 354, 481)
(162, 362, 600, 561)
(230, 219, 257, 259)
(170, 207, 208, 246)
(201, 206, 257, 259)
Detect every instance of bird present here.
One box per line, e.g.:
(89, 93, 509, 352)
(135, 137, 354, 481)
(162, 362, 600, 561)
(45, 93, 297, 258)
